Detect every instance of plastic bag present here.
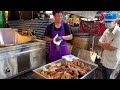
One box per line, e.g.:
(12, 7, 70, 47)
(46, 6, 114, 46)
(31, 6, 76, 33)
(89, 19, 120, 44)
(62, 54, 79, 61)
(53, 34, 63, 46)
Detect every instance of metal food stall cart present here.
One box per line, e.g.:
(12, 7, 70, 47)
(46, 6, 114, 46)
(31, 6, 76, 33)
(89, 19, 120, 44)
(0, 28, 46, 79)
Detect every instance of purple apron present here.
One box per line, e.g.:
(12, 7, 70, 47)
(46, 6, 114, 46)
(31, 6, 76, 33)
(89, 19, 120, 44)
(49, 22, 69, 62)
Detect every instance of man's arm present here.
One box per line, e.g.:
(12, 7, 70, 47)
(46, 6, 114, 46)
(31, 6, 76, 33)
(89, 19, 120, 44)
(98, 30, 117, 51)
(44, 24, 53, 42)
(98, 41, 117, 51)
(44, 36, 53, 42)
(62, 34, 73, 40)
(106, 46, 117, 51)
(98, 41, 109, 49)
(63, 23, 73, 40)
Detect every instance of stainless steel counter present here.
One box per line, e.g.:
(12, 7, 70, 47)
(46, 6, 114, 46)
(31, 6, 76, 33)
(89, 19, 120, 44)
(0, 41, 46, 79)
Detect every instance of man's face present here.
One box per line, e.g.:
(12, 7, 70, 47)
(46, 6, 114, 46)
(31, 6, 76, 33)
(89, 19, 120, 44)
(54, 13, 63, 23)
(104, 21, 116, 29)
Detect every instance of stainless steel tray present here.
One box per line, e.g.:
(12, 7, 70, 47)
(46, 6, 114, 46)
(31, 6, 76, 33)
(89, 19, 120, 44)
(33, 59, 98, 79)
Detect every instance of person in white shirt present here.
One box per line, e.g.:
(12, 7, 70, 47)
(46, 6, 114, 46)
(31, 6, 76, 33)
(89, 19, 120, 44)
(110, 61, 120, 79)
(98, 12, 120, 79)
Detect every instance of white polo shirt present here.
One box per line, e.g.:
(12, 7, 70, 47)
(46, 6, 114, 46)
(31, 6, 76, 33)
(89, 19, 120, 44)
(99, 24, 120, 69)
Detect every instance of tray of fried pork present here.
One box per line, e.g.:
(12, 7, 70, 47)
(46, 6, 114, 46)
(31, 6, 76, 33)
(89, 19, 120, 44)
(33, 58, 98, 79)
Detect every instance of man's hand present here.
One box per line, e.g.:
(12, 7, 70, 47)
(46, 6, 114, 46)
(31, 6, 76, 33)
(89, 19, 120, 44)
(108, 40, 112, 45)
(104, 42, 111, 47)
(55, 36, 63, 42)
(103, 40, 112, 48)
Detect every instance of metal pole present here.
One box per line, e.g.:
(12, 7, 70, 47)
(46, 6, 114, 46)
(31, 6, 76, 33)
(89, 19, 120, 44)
(19, 11, 22, 20)
(32, 11, 33, 19)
